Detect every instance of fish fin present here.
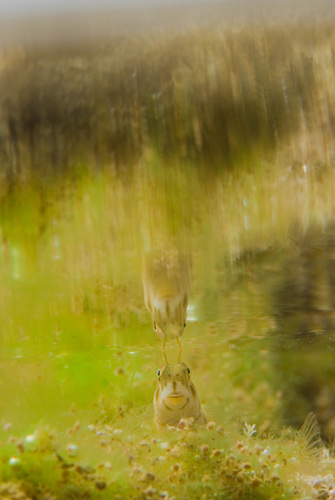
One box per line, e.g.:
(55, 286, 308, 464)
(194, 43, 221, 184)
(298, 412, 322, 455)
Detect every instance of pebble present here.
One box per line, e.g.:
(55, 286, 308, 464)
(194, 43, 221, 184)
(250, 477, 262, 488)
(114, 367, 125, 376)
(143, 485, 157, 497)
(206, 421, 216, 430)
(131, 467, 141, 476)
(9, 457, 21, 466)
(187, 417, 195, 427)
(67, 444, 78, 456)
(177, 419, 187, 429)
(16, 440, 25, 453)
(168, 445, 181, 457)
(142, 472, 156, 482)
(254, 444, 263, 455)
(24, 434, 36, 444)
(95, 481, 106, 490)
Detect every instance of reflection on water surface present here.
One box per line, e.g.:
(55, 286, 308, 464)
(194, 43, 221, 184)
(2, 219, 335, 437)
(1, 6, 335, 498)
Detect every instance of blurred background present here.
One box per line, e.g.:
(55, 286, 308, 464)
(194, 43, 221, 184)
(1, 0, 335, 497)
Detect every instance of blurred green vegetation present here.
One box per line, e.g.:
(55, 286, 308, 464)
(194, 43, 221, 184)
(1, 20, 335, 187)
(1, 13, 335, 500)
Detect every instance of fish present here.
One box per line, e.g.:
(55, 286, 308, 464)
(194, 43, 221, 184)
(153, 362, 206, 427)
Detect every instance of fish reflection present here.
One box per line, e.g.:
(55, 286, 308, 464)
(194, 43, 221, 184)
(143, 252, 191, 360)
(154, 362, 206, 427)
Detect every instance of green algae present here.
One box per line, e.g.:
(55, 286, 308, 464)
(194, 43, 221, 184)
(0, 416, 329, 500)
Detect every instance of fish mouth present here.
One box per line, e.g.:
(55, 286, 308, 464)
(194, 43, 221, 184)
(163, 395, 189, 410)
(167, 393, 184, 398)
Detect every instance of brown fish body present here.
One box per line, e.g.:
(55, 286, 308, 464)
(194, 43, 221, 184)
(154, 363, 206, 427)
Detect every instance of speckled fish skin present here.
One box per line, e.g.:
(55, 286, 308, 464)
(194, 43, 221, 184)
(154, 362, 206, 427)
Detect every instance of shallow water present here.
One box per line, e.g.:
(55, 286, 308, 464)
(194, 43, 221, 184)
(1, 169, 335, 500)
(1, 13, 335, 497)
(2, 212, 335, 441)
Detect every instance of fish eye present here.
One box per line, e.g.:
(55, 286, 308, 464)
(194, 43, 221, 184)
(184, 322, 187, 328)
(157, 369, 161, 378)
(187, 367, 191, 377)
